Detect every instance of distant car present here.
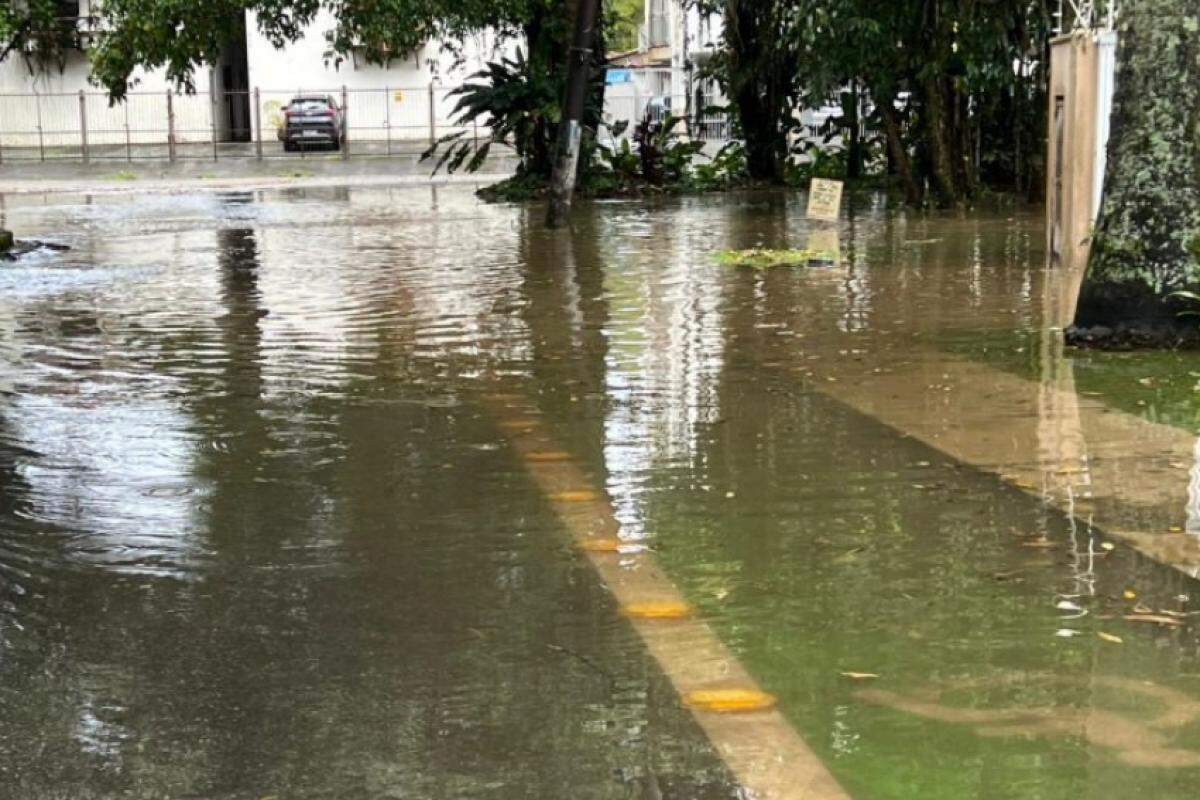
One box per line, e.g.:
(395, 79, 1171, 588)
(279, 94, 345, 152)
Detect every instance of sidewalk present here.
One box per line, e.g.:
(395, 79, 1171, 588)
(0, 153, 518, 195)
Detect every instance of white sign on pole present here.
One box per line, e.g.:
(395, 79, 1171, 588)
(807, 178, 844, 221)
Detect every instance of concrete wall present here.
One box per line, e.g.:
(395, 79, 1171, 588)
(0, 51, 217, 150)
(1046, 29, 1118, 306)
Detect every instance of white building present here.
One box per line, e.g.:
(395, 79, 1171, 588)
(604, 0, 727, 140)
(0, 2, 502, 150)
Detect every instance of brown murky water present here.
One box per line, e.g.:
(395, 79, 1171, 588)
(4, 186, 1200, 799)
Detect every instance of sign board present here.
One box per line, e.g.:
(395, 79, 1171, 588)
(605, 69, 633, 85)
(393, 89, 404, 103)
(807, 178, 844, 221)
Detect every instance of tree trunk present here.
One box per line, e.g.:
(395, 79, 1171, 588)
(920, 77, 961, 207)
(722, 1, 794, 184)
(1073, 0, 1200, 329)
(874, 90, 922, 205)
(846, 82, 863, 180)
(736, 83, 783, 182)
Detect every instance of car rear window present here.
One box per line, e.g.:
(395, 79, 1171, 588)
(289, 99, 332, 112)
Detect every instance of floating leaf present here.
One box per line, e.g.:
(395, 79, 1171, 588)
(576, 538, 623, 553)
(621, 601, 692, 620)
(1123, 589, 1137, 600)
(683, 688, 778, 712)
(1168, 525, 1185, 533)
(840, 671, 881, 680)
(1098, 632, 1124, 644)
(1123, 614, 1184, 627)
(1101, 542, 1116, 551)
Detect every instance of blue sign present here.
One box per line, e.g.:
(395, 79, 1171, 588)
(605, 69, 633, 85)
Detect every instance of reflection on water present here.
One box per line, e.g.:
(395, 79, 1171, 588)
(4, 186, 1200, 798)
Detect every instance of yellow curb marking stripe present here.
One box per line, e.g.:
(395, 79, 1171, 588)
(484, 392, 850, 800)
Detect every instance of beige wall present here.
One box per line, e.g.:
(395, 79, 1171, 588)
(1046, 30, 1117, 324)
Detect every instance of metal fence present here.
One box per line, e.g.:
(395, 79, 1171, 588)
(0, 85, 489, 163)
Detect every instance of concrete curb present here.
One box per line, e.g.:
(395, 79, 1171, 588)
(0, 171, 515, 197)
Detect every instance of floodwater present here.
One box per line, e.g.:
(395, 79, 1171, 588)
(4, 186, 1200, 799)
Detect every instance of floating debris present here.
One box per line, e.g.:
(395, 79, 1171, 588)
(840, 671, 881, 680)
(1123, 614, 1184, 627)
(714, 248, 837, 269)
(1098, 632, 1124, 644)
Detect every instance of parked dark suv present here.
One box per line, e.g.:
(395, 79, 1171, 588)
(280, 94, 345, 151)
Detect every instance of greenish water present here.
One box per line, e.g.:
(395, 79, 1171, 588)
(944, 329, 1200, 432)
(645, 385, 1200, 799)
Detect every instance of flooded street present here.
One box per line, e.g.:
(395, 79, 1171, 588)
(4, 185, 1200, 799)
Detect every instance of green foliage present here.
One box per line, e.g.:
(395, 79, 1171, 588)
(585, 116, 746, 197)
(1082, 0, 1200, 309)
(606, 0, 643, 53)
(0, 0, 85, 71)
(476, 172, 549, 202)
(595, 135, 639, 182)
(633, 114, 705, 184)
(422, 48, 561, 178)
(689, 141, 748, 191)
(690, 0, 1052, 203)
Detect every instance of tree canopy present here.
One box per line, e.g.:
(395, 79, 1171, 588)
(693, 0, 1051, 202)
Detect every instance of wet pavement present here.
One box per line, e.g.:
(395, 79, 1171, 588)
(4, 186, 1200, 798)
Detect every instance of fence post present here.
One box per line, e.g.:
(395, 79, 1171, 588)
(78, 90, 89, 164)
(167, 91, 177, 163)
(254, 87, 263, 161)
(209, 79, 219, 161)
(428, 83, 436, 146)
(35, 93, 45, 162)
(341, 85, 349, 160)
(124, 101, 132, 162)
(385, 86, 392, 156)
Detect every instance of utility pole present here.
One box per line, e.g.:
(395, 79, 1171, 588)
(546, 0, 603, 229)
